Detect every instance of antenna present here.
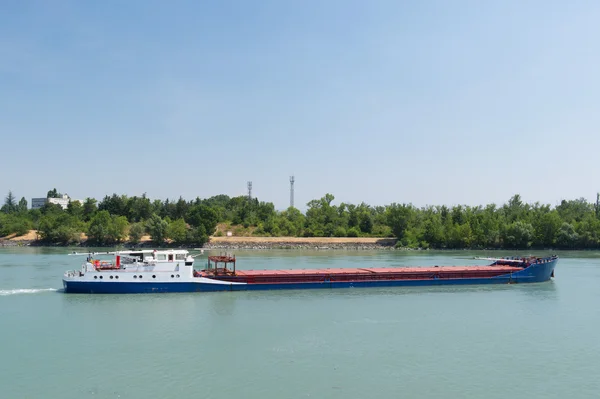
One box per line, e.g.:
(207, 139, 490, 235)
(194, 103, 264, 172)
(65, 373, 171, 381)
(289, 175, 295, 208)
(247, 181, 252, 200)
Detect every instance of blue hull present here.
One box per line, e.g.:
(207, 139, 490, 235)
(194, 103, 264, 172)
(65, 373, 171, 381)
(62, 257, 557, 294)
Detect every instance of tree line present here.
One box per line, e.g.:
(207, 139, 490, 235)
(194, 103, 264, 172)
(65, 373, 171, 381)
(1, 188, 600, 249)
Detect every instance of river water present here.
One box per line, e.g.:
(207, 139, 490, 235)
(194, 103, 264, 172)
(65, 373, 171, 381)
(0, 247, 599, 398)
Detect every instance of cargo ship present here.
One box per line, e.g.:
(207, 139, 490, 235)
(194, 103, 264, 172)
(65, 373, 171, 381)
(62, 250, 558, 294)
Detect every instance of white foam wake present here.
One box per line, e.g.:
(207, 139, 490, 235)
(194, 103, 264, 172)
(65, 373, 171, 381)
(0, 288, 59, 296)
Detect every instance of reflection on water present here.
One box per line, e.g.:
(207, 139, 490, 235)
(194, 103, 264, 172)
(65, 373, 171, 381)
(514, 279, 559, 300)
(208, 291, 238, 316)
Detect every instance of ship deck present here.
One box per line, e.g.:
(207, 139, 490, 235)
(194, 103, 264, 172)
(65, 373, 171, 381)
(198, 265, 524, 283)
(233, 266, 521, 276)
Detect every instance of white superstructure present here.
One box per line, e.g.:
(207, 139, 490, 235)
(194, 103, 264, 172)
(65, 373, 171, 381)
(63, 249, 197, 284)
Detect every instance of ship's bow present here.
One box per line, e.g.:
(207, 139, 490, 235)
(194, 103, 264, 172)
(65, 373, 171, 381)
(513, 256, 558, 283)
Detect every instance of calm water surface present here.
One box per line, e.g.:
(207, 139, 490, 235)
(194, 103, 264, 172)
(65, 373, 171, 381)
(1, 247, 599, 398)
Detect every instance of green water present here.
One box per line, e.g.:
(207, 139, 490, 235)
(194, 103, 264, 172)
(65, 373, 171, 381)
(1, 247, 599, 398)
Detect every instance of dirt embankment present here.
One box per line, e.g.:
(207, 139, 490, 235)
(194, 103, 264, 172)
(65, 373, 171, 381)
(2, 231, 38, 241)
(1, 230, 398, 250)
(205, 236, 398, 250)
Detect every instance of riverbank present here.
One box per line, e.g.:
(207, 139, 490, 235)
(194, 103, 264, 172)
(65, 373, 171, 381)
(0, 230, 399, 250)
(203, 236, 398, 250)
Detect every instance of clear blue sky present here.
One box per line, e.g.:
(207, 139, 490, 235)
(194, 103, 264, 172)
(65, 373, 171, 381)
(2, 0, 599, 211)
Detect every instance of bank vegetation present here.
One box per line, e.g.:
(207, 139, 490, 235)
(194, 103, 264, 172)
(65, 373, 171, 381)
(1, 189, 599, 250)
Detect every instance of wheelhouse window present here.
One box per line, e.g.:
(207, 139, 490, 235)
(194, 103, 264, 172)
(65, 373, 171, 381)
(176, 254, 185, 260)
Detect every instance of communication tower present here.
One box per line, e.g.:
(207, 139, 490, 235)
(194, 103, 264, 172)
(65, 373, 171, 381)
(247, 181, 252, 200)
(290, 175, 295, 208)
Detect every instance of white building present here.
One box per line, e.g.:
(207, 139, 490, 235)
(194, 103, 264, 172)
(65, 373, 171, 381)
(31, 194, 72, 210)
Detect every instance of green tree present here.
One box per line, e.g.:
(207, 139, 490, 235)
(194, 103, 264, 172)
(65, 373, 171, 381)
(82, 198, 97, 221)
(502, 221, 534, 249)
(385, 203, 415, 241)
(0, 213, 31, 236)
(556, 223, 579, 249)
(67, 200, 84, 219)
(38, 213, 82, 244)
(576, 214, 600, 248)
(2, 191, 16, 213)
(88, 211, 113, 244)
(186, 225, 208, 245)
(146, 214, 168, 244)
(109, 216, 129, 243)
(167, 218, 188, 243)
(17, 197, 28, 213)
(127, 194, 153, 222)
(47, 188, 61, 198)
(98, 194, 128, 217)
(305, 194, 338, 237)
(187, 204, 218, 236)
(532, 210, 561, 247)
(128, 222, 146, 244)
(422, 211, 444, 248)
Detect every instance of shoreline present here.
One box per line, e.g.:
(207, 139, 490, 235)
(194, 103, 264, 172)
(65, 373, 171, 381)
(203, 237, 398, 250)
(0, 235, 400, 250)
(0, 236, 564, 252)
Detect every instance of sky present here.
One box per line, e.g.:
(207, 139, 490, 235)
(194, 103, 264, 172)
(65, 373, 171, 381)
(1, 0, 599, 211)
